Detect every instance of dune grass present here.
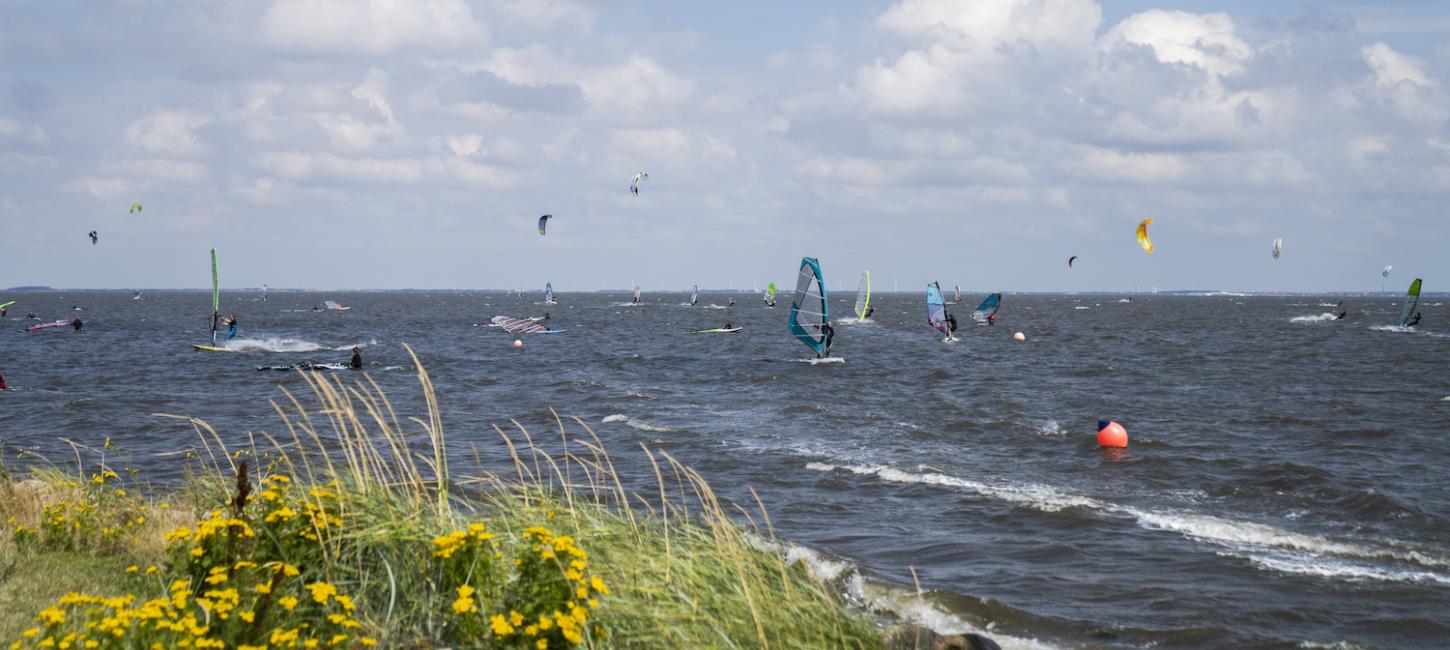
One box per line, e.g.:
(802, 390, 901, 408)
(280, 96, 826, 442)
(0, 346, 883, 649)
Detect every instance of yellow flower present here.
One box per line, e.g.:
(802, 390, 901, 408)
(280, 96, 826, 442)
(360, 638, 376, 646)
(278, 596, 299, 611)
(306, 582, 337, 604)
(509, 611, 524, 626)
(145, 566, 159, 575)
(590, 576, 609, 595)
(126, 565, 140, 573)
(490, 613, 515, 636)
(536, 639, 548, 650)
(239, 611, 255, 623)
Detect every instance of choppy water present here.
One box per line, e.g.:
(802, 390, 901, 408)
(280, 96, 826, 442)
(4, 290, 1449, 649)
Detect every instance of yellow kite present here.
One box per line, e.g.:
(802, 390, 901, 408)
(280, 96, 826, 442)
(1136, 218, 1154, 254)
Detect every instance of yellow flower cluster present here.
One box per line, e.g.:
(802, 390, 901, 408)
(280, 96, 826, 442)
(432, 522, 496, 559)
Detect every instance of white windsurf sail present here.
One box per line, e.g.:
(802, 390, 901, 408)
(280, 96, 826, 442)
(691, 284, 699, 305)
(787, 258, 829, 357)
(545, 282, 556, 304)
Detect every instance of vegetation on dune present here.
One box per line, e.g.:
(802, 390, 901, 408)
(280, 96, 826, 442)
(1, 347, 883, 649)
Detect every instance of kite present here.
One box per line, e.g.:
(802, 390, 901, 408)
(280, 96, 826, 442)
(1382, 265, 1393, 278)
(1272, 238, 1283, 260)
(537, 214, 552, 236)
(1068, 255, 1078, 267)
(630, 171, 648, 196)
(1136, 218, 1154, 254)
(129, 204, 142, 214)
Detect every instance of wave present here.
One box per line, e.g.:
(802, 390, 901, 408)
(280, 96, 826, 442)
(601, 414, 674, 433)
(806, 463, 1450, 586)
(1291, 313, 1338, 323)
(222, 337, 377, 353)
(1035, 420, 1069, 438)
(749, 536, 1061, 650)
(1072, 306, 1090, 310)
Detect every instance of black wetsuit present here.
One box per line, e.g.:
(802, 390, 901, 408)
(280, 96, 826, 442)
(822, 323, 835, 357)
(1409, 313, 1422, 326)
(72, 319, 83, 331)
(350, 350, 363, 369)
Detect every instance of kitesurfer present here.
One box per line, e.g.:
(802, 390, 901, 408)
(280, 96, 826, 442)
(225, 314, 239, 341)
(1409, 312, 1422, 326)
(1335, 311, 1347, 321)
(349, 347, 363, 369)
(728, 298, 736, 307)
(822, 321, 836, 357)
(72, 318, 83, 331)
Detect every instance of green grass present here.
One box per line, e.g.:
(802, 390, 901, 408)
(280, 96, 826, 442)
(0, 346, 884, 649)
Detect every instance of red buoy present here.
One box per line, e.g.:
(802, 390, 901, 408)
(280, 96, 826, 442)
(1097, 420, 1128, 448)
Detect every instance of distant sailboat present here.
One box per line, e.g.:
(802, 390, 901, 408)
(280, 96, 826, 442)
(854, 271, 871, 319)
(787, 258, 830, 358)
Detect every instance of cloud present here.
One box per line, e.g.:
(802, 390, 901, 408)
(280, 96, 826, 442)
(1361, 42, 1432, 87)
(258, 0, 487, 55)
(124, 111, 212, 157)
(1100, 10, 1253, 77)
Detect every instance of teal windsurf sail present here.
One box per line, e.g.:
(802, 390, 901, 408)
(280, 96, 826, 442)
(787, 257, 829, 357)
(854, 271, 871, 319)
(972, 293, 1002, 323)
(1399, 278, 1422, 327)
(210, 249, 220, 345)
(927, 282, 952, 337)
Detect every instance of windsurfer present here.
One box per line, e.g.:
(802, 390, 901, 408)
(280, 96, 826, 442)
(987, 314, 996, 326)
(863, 305, 875, 319)
(822, 321, 835, 357)
(946, 313, 958, 334)
(1335, 311, 1347, 321)
(0, 372, 6, 390)
(72, 318, 83, 331)
(226, 314, 239, 340)
(1409, 312, 1422, 326)
(725, 320, 734, 329)
(350, 347, 363, 369)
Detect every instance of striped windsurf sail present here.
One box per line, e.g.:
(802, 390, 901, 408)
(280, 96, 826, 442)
(1399, 279, 1422, 327)
(691, 284, 698, 305)
(787, 257, 828, 356)
(491, 315, 553, 335)
(972, 293, 1002, 322)
(210, 249, 220, 345)
(927, 282, 951, 337)
(854, 270, 871, 319)
(544, 282, 556, 304)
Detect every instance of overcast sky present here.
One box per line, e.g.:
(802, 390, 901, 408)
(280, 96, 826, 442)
(2, 0, 1448, 293)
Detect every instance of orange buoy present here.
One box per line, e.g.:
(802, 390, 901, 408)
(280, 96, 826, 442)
(513, 339, 523, 349)
(1097, 420, 1128, 448)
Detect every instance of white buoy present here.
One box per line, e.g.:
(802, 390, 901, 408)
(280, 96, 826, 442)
(1013, 332, 1026, 341)
(513, 339, 523, 349)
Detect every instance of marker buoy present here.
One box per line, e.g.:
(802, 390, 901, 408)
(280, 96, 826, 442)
(513, 339, 523, 349)
(1097, 420, 1128, 448)
(1013, 332, 1026, 341)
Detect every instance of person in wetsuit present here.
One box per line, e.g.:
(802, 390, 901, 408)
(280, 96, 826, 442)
(226, 314, 239, 340)
(72, 318, 83, 331)
(350, 347, 363, 369)
(1409, 312, 1422, 326)
(822, 321, 836, 357)
(863, 305, 875, 319)
(946, 313, 958, 336)
(1335, 310, 1347, 320)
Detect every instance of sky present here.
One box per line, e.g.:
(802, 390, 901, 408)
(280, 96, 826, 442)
(2, 0, 1449, 293)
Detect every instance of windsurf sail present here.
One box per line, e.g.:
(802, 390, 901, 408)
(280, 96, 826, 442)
(210, 249, 220, 345)
(262, 284, 268, 302)
(691, 284, 698, 305)
(764, 282, 777, 307)
(0, 300, 15, 310)
(787, 257, 829, 357)
(323, 300, 349, 311)
(27, 319, 74, 332)
(545, 282, 556, 304)
(633, 286, 641, 303)
(1399, 279, 1422, 327)
(972, 293, 1002, 322)
(954, 285, 961, 304)
(490, 315, 562, 335)
(927, 282, 951, 337)
(854, 271, 871, 319)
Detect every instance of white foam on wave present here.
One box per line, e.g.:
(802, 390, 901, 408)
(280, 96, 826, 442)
(1073, 306, 1091, 310)
(746, 534, 1061, 650)
(600, 414, 674, 432)
(1290, 313, 1337, 323)
(806, 463, 1450, 586)
(798, 357, 846, 365)
(835, 317, 872, 325)
(223, 337, 376, 353)
(1035, 420, 1069, 438)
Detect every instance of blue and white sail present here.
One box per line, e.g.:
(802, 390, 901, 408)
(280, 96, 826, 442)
(788, 257, 829, 357)
(1399, 278, 1422, 327)
(972, 293, 1002, 323)
(691, 284, 699, 306)
(544, 282, 556, 305)
(927, 282, 952, 338)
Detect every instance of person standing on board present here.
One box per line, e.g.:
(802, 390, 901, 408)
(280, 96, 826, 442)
(226, 314, 240, 340)
(822, 321, 836, 357)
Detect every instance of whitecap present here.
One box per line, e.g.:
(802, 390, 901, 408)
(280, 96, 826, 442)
(601, 414, 674, 432)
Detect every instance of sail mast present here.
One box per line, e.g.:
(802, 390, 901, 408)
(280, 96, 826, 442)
(210, 249, 220, 345)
